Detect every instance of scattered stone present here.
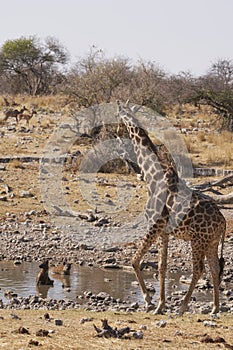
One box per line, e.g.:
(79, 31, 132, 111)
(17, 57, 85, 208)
(4, 290, 18, 298)
(139, 324, 147, 330)
(10, 313, 21, 320)
(203, 320, 217, 328)
(130, 302, 139, 310)
(13, 326, 30, 334)
(54, 319, 63, 326)
(44, 313, 50, 320)
(36, 329, 49, 337)
(103, 246, 122, 253)
(102, 263, 121, 269)
(200, 335, 226, 343)
(19, 190, 34, 198)
(132, 331, 143, 339)
(28, 339, 39, 346)
(80, 317, 94, 324)
(155, 320, 167, 328)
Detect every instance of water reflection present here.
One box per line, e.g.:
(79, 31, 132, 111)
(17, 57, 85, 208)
(36, 284, 53, 299)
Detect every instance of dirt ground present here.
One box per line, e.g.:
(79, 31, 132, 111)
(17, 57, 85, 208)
(0, 309, 233, 350)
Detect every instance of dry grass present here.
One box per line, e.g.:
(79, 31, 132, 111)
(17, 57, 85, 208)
(0, 309, 233, 350)
(181, 130, 233, 168)
(0, 94, 67, 113)
(164, 104, 233, 168)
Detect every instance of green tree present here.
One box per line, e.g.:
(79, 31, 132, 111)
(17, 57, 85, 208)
(0, 36, 68, 95)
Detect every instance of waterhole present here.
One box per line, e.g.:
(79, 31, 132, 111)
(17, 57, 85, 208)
(0, 261, 212, 304)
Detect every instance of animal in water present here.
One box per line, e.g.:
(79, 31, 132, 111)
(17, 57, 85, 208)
(36, 260, 54, 286)
(51, 262, 72, 276)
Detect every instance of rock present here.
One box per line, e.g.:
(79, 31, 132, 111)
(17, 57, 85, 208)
(139, 324, 147, 330)
(96, 292, 111, 300)
(44, 313, 50, 320)
(19, 190, 34, 198)
(54, 319, 63, 326)
(28, 339, 39, 346)
(104, 257, 116, 264)
(80, 317, 93, 324)
(36, 329, 49, 336)
(132, 331, 143, 339)
(14, 326, 30, 334)
(103, 246, 122, 252)
(203, 320, 217, 328)
(130, 302, 139, 310)
(200, 306, 211, 314)
(155, 320, 167, 328)
(10, 313, 21, 320)
(102, 264, 121, 269)
(200, 335, 226, 343)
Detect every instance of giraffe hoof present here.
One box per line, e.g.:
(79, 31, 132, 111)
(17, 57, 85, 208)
(177, 307, 186, 316)
(153, 307, 164, 315)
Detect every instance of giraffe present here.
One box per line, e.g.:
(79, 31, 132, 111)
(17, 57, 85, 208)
(117, 101, 226, 315)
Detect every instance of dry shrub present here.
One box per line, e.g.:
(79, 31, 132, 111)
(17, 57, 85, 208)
(183, 135, 197, 154)
(197, 131, 206, 142)
(206, 131, 233, 145)
(0, 94, 67, 112)
(206, 147, 233, 167)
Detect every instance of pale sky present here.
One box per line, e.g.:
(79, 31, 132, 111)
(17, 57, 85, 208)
(0, 0, 232, 76)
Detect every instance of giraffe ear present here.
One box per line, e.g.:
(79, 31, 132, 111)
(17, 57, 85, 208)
(125, 99, 130, 107)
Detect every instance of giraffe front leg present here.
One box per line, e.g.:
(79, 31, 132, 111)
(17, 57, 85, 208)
(132, 233, 156, 312)
(132, 255, 155, 311)
(153, 235, 168, 314)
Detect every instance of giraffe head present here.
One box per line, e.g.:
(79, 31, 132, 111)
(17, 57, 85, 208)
(116, 100, 148, 142)
(117, 100, 141, 120)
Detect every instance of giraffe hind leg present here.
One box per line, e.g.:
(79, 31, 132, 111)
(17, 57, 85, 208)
(206, 246, 222, 314)
(179, 246, 205, 316)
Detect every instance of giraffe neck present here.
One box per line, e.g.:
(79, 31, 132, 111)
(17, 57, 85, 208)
(120, 114, 178, 181)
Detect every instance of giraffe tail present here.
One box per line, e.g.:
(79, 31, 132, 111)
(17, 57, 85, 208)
(219, 222, 226, 284)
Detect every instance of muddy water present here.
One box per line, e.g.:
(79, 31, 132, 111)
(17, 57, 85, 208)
(0, 261, 211, 304)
